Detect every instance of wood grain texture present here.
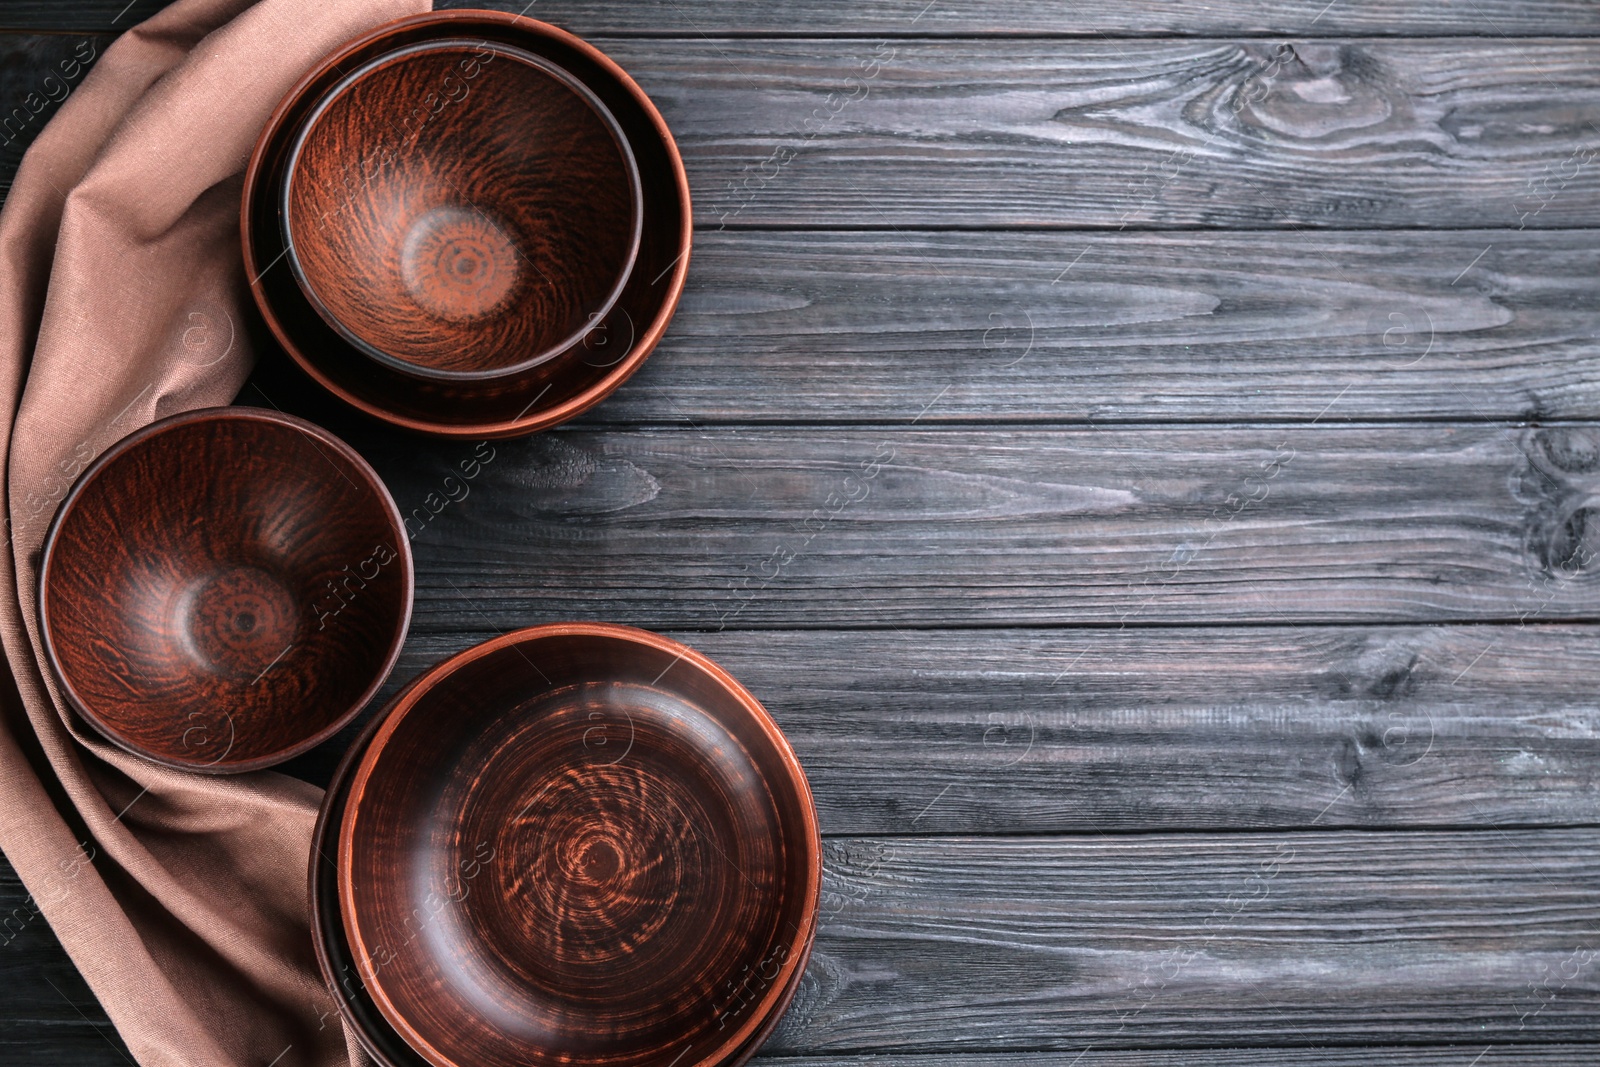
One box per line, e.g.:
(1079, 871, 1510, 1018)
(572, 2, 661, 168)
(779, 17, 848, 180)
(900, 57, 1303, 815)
(9, 0, 1600, 37)
(0, 868, 132, 1064)
(593, 38, 1600, 229)
(572, 229, 1600, 425)
(7, 35, 1600, 231)
(761, 830, 1600, 1051)
(2, 0, 1599, 1057)
(356, 423, 1600, 630)
(12, 831, 1600, 1058)
(9, 36, 1600, 230)
(460, 0, 1600, 38)
(0, 34, 104, 187)
(763, 1054, 1600, 1066)
(7, 1041, 1600, 1067)
(326, 623, 1600, 837)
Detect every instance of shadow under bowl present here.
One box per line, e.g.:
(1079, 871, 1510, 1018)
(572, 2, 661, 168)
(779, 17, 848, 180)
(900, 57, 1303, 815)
(38, 408, 413, 773)
(244, 13, 691, 438)
(335, 624, 820, 1067)
(310, 670, 811, 1067)
(283, 38, 642, 380)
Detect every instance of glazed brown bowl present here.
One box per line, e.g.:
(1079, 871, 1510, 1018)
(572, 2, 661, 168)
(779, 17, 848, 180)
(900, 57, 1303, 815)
(38, 408, 412, 773)
(282, 38, 642, 380)
(336, 624, 820, 1067)
(243, 12, 691, 438)
(309, 675, 811, 1067)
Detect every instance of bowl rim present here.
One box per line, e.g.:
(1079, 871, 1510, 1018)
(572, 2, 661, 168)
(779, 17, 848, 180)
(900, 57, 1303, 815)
(36, 405, 415, 774)
(280, 36, 645, 383)
(242, 12, 692, 439)
(336, 622, 822, 1067)
(309, 674, 817, 1067)
(310, 670, 430, 1067)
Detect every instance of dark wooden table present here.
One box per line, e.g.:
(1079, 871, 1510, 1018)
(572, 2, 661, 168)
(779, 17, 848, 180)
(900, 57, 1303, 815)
(4, 0, 1600, 1063)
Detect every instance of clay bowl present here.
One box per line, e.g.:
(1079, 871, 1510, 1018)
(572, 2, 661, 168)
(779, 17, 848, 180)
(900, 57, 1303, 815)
(243, 12, 691, 438)
(282, 38, 642, 380)
(309, 677, 812, 1067)
(38, 408, 412, 773)
(336, 624, 820, 1067)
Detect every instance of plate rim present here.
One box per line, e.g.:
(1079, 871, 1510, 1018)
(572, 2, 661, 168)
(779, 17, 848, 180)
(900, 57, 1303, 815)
(335, 622, 822, 1067)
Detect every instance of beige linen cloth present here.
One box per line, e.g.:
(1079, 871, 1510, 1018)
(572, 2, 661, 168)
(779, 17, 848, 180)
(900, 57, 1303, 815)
(0, 0, 427, 1063)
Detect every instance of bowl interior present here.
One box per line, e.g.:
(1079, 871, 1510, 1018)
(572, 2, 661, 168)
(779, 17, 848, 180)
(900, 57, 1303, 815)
(340, 628, 817, 1067)
(41, 411, 409, 770)
(285, 39, 642, 379)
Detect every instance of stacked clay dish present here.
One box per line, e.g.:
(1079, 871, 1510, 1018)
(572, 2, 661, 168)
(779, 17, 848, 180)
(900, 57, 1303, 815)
(242, 11, 691, 438)
(52, 12, 814, 1065)
(310, 624, 821, 1067)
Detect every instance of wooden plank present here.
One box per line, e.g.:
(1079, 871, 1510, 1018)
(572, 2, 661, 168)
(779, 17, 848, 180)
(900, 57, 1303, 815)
(0, 34, 105, 187)
(6, 0, 1600, 38)
(6, 832, 1600, 1055)
(3, 1035, 1597, 1067)
(0, 6, 158, 33)
(595, 38, 1600, 229)
(5, 222, 1595, 427)
(458, 0, 1600, 37)
(0, 1029, 132, 1067)
(756, 1053, 1600, 1066)
(292, 624, 1600, 835)
(0, 869, 130, 1063)
(575, 230, 1600, 425)
(6, 36, 1600, 229)
(327, 422, 1600, 630)
(762, 830, 1600, 1051)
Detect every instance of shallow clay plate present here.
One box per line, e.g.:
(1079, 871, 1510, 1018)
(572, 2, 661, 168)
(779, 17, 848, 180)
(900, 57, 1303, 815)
(310, 692, 812, 1067)
(336, 625, 819, 1067)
